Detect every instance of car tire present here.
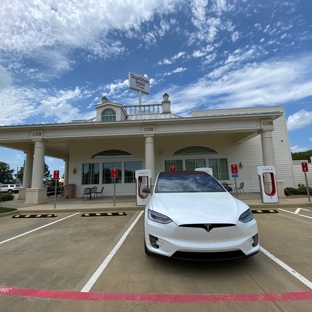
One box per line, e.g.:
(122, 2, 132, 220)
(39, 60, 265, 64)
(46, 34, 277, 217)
(8, 190, 13, 194)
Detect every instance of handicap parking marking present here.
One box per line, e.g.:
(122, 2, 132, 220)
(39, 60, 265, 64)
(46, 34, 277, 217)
(279, 208, 312, 220)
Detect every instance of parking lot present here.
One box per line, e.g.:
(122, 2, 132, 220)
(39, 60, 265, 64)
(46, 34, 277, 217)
(0, 207, 311, 311)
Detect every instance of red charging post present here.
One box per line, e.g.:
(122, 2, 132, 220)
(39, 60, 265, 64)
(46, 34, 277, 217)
(111, 168, 118, 206)
(231, 164, 239, 198)
(53, 170, 60, 208)
(301, 162, 310, 202)
(53, 170, 59, 180)
(169, 165, 177, 172)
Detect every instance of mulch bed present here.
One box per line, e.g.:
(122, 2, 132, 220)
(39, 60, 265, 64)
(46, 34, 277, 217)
(285, 195, 310, 198)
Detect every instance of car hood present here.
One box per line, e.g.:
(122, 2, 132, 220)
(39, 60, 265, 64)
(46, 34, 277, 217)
(148, 193, 249, 225)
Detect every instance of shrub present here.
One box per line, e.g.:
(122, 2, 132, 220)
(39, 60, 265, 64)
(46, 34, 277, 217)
(284, 185, 312, 196)
(297, 185, 312, 195)
(284, 187, 299, 196)
(0, 193, 14, 202)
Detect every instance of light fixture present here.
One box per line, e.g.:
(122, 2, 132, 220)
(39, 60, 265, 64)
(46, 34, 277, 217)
(239, 162, 243, 169)
(73, 168, 77, 174)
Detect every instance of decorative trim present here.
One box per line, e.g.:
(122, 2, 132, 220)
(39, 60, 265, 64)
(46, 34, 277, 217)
(45, 126, 141, 137)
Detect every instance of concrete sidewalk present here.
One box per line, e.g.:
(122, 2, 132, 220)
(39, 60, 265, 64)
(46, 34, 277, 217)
(1, 193, 312, 215)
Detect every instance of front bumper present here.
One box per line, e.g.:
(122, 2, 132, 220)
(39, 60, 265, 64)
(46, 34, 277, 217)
(144, 211, 260, 260)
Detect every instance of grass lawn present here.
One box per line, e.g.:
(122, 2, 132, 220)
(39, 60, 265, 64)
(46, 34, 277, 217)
(0, 207, 17, 214)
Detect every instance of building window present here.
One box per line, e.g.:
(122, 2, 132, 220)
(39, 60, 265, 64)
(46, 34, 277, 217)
(173, 146, 217, 156)
(208, 158, 229, 180)
(82, 163, 100, 185)
(124, 161, 142, 183)
(185, 159, 206, 170)
(102, 162, 122, 184)
(164, 160, 183, 171)
(166, 146, 229, 180)
(92, 150, 132, 159)
(101, 108, 116, 122)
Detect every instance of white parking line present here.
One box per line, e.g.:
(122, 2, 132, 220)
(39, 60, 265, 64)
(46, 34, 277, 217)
(0, 213, 79, 245)
(81, 211, 144, 293)
(279, 208, 312, 219)
(261, 247, 312, 290)
(294, 208, 310, 214)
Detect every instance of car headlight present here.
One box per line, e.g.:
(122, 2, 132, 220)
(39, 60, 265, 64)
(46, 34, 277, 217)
(238, 209, 254, 223)
(148, 209, 173, 224)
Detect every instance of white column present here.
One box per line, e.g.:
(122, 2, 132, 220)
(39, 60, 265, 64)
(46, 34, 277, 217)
(261, 131, 276, 167)
(31, 140, 45, 188)
(23, 151, 33, 188)
(261, 130, 276, 193)
(18, 150, 34, 199)
(64, 159, 69, 185)
(144, 135, 155, 183)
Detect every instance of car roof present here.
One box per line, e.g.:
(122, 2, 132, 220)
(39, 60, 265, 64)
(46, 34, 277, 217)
(158, 171, 210, 176)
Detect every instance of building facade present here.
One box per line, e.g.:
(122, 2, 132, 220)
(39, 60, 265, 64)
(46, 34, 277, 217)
(0, 94, 295, 205)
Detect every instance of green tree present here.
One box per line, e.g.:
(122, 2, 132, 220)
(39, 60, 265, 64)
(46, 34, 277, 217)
(0, 161, 14, 183)
(44, 163, 52, 184)
(14, 163, 52, 185)
(15, 166, 24, 183)
(291, 150, 312, 162)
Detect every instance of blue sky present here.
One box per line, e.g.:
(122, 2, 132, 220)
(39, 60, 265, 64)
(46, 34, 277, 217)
(1, 0, 312, 177)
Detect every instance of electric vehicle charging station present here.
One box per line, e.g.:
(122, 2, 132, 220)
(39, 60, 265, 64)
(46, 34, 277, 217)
(195, 167, 213, 176)
(257, 166, 279, 203)
(135, 169, 152, 206)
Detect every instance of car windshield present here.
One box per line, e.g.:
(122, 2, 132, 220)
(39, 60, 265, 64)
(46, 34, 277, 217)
(155, 172, 226, 193)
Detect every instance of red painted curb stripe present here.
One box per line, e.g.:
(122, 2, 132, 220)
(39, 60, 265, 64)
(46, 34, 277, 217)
(1, 286, 312, 302)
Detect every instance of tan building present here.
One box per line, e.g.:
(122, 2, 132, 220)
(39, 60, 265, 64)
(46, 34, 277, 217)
(0, 94, 294, 205)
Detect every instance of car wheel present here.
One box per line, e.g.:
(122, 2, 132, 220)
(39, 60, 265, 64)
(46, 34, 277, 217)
(8, 190, 13, 194)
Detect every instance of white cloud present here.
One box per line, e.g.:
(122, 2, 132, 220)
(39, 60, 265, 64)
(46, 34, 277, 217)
(100, 80, 129, 97)
(0, 0, 180, 78)
(158, 52, 185, 65)
(163, 67, 186, 76)
(0, 66, 12, 89)
(0, 85, 98, 125)
(193, 50, 206, 58)
(163, 55, 312, 114)
(290, 145, 308, 153)
(0, 0, 177, 54)
(0, 87, 46, 125)
(231, 31, 240, 42)
(287, 109, 312, 131)
(203, 53, 217, 65)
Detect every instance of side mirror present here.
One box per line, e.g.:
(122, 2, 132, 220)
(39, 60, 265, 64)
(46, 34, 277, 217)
(142, 187, 151, 194)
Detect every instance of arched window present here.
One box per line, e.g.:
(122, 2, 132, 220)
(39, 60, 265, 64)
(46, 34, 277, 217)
(173, 146, 218, 156)
(86, 150, 141, 185)
(91, 150, 133, 159)
(165, 146, 228, 180)
(101, 108, 116, 122)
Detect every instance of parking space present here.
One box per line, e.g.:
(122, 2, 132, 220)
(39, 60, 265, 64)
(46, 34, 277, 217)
(0, 208, 311, 311)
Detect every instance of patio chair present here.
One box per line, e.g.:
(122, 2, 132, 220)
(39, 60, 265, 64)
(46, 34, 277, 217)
(234, 182, 245, 194)
(91, 186, 98, 198)
(82, 187, 92, 200)
(221, 182, 233, 193)
(95, 186, 104, 198)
